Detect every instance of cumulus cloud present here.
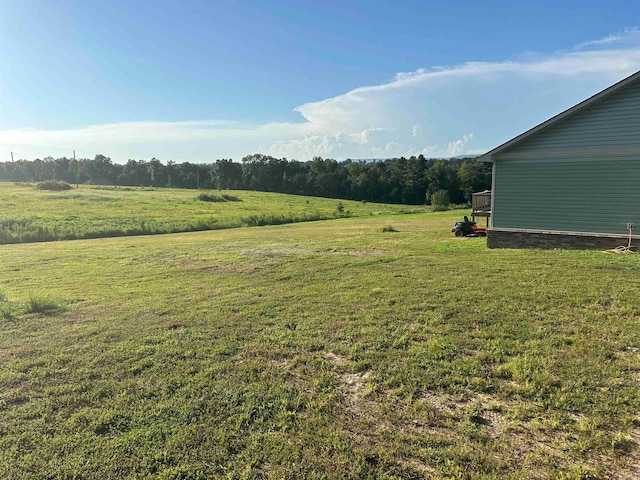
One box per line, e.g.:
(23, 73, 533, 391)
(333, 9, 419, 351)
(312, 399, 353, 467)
(265, 128, 390, 159)
(446, 133, 475, 157)
(2, 28, 640, 162)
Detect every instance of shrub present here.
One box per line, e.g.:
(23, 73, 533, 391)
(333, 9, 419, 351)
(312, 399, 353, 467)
(382, 224, 398, 233)
(430, 190, 450, 211)
(221, 194, 242, 202)
(336, 202, 344, 213)
(198, 193, 225, 202)
(198, 193, 242, 202)
(24, 294, 61, 314)
(36, 180, 72, 191)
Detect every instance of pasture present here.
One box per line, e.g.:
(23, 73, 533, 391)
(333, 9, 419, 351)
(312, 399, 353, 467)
(1, 210, 639, 479)
(0, 183, 426, 244)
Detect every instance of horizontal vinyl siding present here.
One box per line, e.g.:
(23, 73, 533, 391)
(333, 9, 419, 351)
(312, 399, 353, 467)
(493, 158, 640, 235)
(497, 80, 640, 158)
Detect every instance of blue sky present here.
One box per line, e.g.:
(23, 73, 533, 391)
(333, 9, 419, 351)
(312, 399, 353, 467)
(1, 0, 639, 162)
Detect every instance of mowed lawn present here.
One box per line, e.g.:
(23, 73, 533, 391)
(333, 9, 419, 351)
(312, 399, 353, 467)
(1, 212, 639, 479)
(0, 183, 426, 244)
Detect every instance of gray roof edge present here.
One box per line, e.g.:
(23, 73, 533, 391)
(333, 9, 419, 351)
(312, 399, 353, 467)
(478, 70, 640, 162)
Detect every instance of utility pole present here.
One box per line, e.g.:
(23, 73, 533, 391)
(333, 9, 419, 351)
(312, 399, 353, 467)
(73, 150, 79, 189)
(11, 152, 14, 162)
(196, 164, 200, 189)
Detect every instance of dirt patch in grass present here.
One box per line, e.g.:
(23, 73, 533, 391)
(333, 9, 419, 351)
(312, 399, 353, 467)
(417, 390, 563, 473)
(324, 351, 378, 421)
(324, 352, 372, 405)
(482, 410, 505, 439)
(339, 371, 372, 405)
(613, 425, 640, 479)
(323, 351, 348, 367)
(399, 458, 437, 478)
(324, 353, 455, 477)
(418, 388, 640, 478)
(419, 390, 455, 415)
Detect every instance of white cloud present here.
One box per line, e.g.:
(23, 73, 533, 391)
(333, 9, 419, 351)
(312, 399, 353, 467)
(574, 27, 640, 50)
(2, 29, 640, 162)
(264, 128, 390, 159)
(414, 133, 475, 158)
(446, 133, 475, 157)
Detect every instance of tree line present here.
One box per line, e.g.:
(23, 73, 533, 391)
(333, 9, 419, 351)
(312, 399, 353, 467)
(0, 153, 491, 205)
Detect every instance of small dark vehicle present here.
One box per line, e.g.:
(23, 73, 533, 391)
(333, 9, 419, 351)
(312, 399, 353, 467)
(451, 216, 487, 237)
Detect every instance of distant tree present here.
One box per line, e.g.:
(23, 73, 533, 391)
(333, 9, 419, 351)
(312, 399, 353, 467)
(88, 154, 116, 183)
(308, 157, 343, 198)
(173, 162, 197, 188)
(147, 158, 166, 187)
(242, 154, 270, 190)
(52, 157, 72, 182)
(0, 153, 490, 206)
(166, 160, 175, 187)
(282, 160, 308, 194)
(430, 189, 450, 211)
(425, 160, 463, 205)
(458, 160, 492, 202)
(211, 159, 242, 189)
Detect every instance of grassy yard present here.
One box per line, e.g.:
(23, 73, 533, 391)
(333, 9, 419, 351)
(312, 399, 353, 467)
(1, 210, 639, 479)
(0, 183, 427, 244)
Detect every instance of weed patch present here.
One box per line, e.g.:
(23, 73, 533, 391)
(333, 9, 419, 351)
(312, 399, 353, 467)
(23, 294, 62, 314)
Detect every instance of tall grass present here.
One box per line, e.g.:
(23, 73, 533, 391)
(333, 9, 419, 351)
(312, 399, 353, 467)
(0, 184, 420, 244)
(0, 292, 61, 318)
(0, 213, 351, 243)
(23, 294, 61, 314)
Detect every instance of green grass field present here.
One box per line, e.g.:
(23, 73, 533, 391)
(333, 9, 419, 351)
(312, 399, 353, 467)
(0, 183, 427, 244)
(1, 210, 639, 479)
